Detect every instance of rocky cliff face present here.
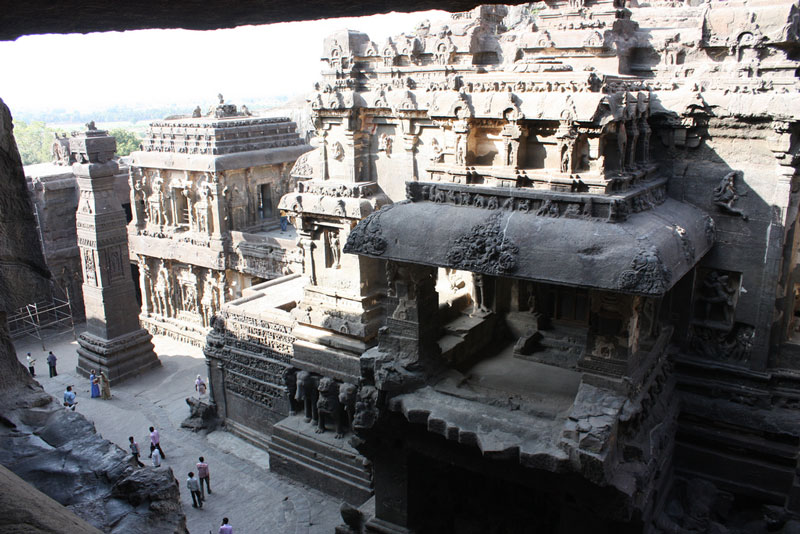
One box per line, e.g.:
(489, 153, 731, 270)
(0, 97, 187, 534)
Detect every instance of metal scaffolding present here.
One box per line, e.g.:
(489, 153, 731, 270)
(8, 291, 76, 343)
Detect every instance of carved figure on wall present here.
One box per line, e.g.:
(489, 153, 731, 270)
(283, 368, 301, 415)
(560, 142, 573, 173)
(201, 273, 221, 327)
(691, 323, 754, 364)
(327, 230, 341, 269)
(155, 263, 172, 317)
(627, 119, 639, 170)
(149, 175, 167, 226)
(617, 245, 671, 295)
(84, 250, 96, 285)
(713, 171, 748, 220)
(331, 141, 344, 161)
(429, 138, 444, 163)
(698, 271, 736, 325)
(353, 386, 380, 431)
(378, 133, 392, 156)
(192, 106, 202, 118)
(617, 122, 627, 173)
(338, 382, 357, 436)
(139, 258, 153, 314)
(316, 377, 343, 436)
(455, 134, 467, 165)
(295, 371, 320, 424)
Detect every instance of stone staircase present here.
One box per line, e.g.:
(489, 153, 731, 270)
(269, 415, 373, 505)
(507, 312, 585, 370)
(437, 312, 497, 366)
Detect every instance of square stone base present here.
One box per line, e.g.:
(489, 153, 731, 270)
(76, 328, 161, 385)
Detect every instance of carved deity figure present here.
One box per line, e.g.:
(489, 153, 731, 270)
(192, 106, 202, 118)
(338, 383, 357, 436)
(295, 371, 320, 424)
(316, 377, 343, 436)
(560, 142, 573, 173)
(455, 134, 467, 166)
(378, 133, 392, 156)
(617, 122, 627, 173)
(429, 138, 444, 163)
(331, 141, 344, 161)
(283, 368, 301, 415)
(148, 176, 167, 226)
(154, 263, 172, 317)
(699, 271, 735, 325)
(713, 171, 748, 220)
(328, 231, 341, 269)
(200, 273, 221, 327)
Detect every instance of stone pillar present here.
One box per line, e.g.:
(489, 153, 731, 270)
(208, 174, 225, 237)
(74, 128, 160, 385)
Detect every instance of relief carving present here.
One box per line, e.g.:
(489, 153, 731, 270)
(343, 205, 394, 256)
(617, 245, 672, 295)
(713, 170, 748, 221)
(446, 212, 519, 275)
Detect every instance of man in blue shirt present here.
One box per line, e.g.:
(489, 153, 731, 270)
(63, 386, 77, 410)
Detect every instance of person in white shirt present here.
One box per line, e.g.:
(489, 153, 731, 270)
(151, 446, 161, 467)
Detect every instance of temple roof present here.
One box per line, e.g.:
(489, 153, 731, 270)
(344, 196, 714, 296)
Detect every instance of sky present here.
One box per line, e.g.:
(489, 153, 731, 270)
(0, 10, 448, 118)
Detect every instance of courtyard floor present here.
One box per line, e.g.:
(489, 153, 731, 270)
(13, 326, 343, 534)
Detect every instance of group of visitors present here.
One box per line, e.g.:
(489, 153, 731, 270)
(25, 351, 58, 378)
(89, 369, 112, 399)
(186, 456, 212, 507)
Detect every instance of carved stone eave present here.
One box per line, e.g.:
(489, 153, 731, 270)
(277, 182, 390, 220)
(130, 143, 313, 173)
(345, 197, 713, 296)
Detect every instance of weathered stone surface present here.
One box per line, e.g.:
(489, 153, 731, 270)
(0, 464, 104, 534)
(0, 99, 51, 317)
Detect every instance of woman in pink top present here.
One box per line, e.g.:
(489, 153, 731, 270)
(219, 517, 233, 534)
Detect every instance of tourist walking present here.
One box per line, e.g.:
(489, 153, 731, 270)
(219, 518, 233, 534)
(63, 386, 77, 410)
(100, 371, 111, 399)
(197, 456, 211, 497)
(187, 472, 203, 508)
(151, 446, 161, 467)
(26, 353, 35, 377)
(195, 375, 207, 397)
(129, 436, 144, 467)
(47, 351, 57, 377)
(149, 426, 166, 459)
(90, 370, 100, 398)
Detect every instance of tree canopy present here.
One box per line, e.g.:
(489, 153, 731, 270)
(109, 128, 142, 157)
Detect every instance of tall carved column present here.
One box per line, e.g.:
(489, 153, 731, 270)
(74, 128, 160, 384)
(208, 173, 225, 237)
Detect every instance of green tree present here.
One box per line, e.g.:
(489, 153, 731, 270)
(110, 128, 142, 157)
(12, 120, 62, 165)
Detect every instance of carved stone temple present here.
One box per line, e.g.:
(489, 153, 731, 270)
(74, 126, 160, 384)
(128, 99, 312, 345)
(199, 1, 800, 532)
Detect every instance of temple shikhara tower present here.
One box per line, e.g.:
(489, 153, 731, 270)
(74, 125, 160, 384)
(198, 1, 800, 532)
